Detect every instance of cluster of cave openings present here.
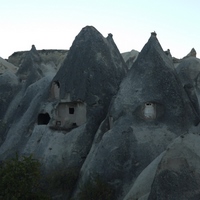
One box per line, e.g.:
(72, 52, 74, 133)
(55, 102, 86, 128)
(51, 81, 60, 99)
(38, 113, 50, 125)
(143, 102, 156, 119)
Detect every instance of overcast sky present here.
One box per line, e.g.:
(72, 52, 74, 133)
(1, 0, 200, 59)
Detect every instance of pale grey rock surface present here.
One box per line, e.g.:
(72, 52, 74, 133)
(73, 32, 198, 199)
(173, 48, 197, 67)
(53, 26, 127, 106)
(121, 49, 139, 69)
(148, 133, 200, 200)
(123, 152, 165, 200)
(0, 26, 127, 200)
(0, 26, 200, 200)
(0, 57, 18, 74)
(0, 70, 19, 122)
(176, 57, 200, 120)
(0, 75, 52, 157)
(8, 48, 68, 71)
(184, 48, 197, 58)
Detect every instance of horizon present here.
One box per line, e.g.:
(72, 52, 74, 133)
(1, 0, 200, 59)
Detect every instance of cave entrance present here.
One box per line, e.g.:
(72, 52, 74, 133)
(38, 113, 50, 125)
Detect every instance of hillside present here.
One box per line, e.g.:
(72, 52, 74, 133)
(0, 57, 18, 74)
(0, 27, 200, 200)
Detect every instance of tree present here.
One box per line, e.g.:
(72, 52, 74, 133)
(78, 176, 117, 200)
(0, 154, 49, 199)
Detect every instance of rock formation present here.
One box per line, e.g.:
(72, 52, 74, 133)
(8, 48, 68, 70)
(0, 70, 19, 144)
(72, 31, 198, 199)
(121, 49, 139, 69)
(0, 26, 200, 200)
(148, 133, 200, 200)
(173, 48, 197, 67)
(0, 44, 53, 150)
(176, 57, 200, 120)
(184, 48, 197, 58)
(0, 57, 18, 74)
(51, 26, 127, 109)
(0, 25, 127, 198)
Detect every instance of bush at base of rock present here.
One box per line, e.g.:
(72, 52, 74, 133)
(78, 176, 117, 200)
(0, 154, 50, 200)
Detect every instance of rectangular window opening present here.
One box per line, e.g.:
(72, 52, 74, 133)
(69, 107, 75, 114)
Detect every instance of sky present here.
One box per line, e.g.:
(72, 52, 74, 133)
(0, 0, 200, 59)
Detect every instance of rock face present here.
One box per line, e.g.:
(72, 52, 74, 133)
(123, 152, 165, 200)
(112, 33, 195, 132)
(121, 49, 139, 69)
(16, 45, 43, 85)
(173, 48, 197, 67)
(52, 26, 127, 106)
(1, 26, 200, 200)
(0, 26, 127, 198)
(8, 48, 68, 70)
(0, 57, 18, 74)
(176, 57, 200, 119)
(148, 133, 200, 200)
(0, 71, 19, 143)
(0, 45, 53, 151)
(73, 32, 198, 199)
(184, 48, 197, 58)
(0, 58, 19, 126)
(46, 26, 127, 134)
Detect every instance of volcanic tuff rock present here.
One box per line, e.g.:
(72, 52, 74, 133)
(0, 44, 53, 150)
(148, 133, 200, 200)
(184, 47, 197, 58)
(0, 25, 127, 199)
(121, 49, 139, 69)
(8, 48, 68, 70)
(73, 32, 198, 199)
(123, 152, 165, 200)
(0, 26, 200, 200)
(173, 48, 197, 67)
(176, 57, 200, 119)
(0, 45, 65, 128)
(0, 70, 19, 142)
(52, 26, 127, 106)
(0, 57, 18, 74)
(0, 58, 19, 124)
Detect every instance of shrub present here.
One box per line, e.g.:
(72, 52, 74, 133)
(78, 176, 116, 200)
(46, 166, 79, 197)
(0, 154, 50, 200)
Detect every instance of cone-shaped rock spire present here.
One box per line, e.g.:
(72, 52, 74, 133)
(75, 32, 198, 199)
(52, 26, 127, 107)
(112, 32, 196, 130)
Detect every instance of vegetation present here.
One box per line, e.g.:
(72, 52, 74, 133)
(78, 176, 117, 200)
(0, 154, 50, 200)
(0, 154, 117, 200)
(46, 166, 79, 196)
